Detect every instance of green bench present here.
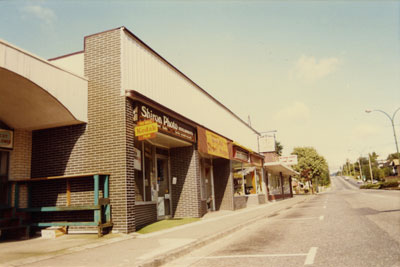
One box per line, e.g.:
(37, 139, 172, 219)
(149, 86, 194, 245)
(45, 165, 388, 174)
(12, 173, 112, 237)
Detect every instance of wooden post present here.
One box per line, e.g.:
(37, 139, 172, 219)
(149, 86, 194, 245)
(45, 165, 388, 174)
(66, 180, 71, 206)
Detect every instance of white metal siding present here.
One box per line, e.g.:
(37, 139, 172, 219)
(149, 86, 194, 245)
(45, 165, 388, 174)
(121, 32, 258, 150)
(50, 53, 85, 77)
(0, 39, 88, 124)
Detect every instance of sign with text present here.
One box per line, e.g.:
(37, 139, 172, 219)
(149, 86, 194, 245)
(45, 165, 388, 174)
(279, 155, 298, 165)
(259, 134, 276, 153)
(205, 130, 229, 159)
(233, 147, 249, 162)
(135, 120, 158, 141)
(0, 129, 13, 149)
(133, 103, 196, 142)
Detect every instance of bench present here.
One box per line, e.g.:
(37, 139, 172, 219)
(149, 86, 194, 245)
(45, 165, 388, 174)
(11, 173, 112, 237)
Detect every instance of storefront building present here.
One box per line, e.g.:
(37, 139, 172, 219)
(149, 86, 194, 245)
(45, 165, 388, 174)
(232, 144, 266, 209)
(264, 162, 298, 201)
(1, 27, 266, 236)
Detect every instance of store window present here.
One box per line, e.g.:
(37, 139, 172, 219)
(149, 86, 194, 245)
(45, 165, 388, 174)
(255, 168, 263, 193)
(233, 162, 261, 196)
(233, 161, 244, 196)
(283, 176, 291, 194)
(268, 173, 281, 195)
(134, 138, 153, 202)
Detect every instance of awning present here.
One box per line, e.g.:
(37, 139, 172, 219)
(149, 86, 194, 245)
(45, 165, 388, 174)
(264, 162, 299, 176)
(0, 39, 88, 130)
(145, 132, 192, 149)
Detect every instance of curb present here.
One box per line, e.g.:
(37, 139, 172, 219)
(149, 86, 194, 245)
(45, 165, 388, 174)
(137, 196, 313, 267)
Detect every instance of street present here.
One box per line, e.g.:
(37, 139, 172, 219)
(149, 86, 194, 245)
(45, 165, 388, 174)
(166, 177, 400, 267)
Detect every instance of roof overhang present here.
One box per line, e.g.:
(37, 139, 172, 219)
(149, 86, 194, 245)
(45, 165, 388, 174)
(264, 162, 299, 176)
(0, 39, 88, 130)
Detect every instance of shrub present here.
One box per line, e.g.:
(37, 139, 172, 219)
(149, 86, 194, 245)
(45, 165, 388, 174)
(360, 184, 380, 189)
(380, 181, 399, 188)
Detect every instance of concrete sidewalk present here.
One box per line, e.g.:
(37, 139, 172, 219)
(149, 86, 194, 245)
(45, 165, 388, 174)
(0, 195, 315, 267)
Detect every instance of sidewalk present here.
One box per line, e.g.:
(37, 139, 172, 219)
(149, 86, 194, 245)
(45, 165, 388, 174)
(0, 195, 314, 267)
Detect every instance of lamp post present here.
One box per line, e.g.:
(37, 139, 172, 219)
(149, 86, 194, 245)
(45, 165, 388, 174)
(365, 108, 400, 162)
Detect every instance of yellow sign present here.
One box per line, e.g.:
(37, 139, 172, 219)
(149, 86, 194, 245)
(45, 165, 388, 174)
(206, 130, 229, 159)
(135, 120, 158, 140)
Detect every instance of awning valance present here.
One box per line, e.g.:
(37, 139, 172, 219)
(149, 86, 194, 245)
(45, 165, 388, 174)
(264, 162, 299, 176)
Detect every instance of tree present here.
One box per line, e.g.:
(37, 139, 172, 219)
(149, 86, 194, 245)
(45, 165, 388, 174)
(387, 153, 400, 161)
(275, 141, 283, 156)
(291, 147, 330, 188)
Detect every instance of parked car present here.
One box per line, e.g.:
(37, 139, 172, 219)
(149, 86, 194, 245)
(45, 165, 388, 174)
(357, 180, 363, 184)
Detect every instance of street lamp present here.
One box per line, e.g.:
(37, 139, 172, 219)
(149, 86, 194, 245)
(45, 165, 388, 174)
(365, 107, 400, 162)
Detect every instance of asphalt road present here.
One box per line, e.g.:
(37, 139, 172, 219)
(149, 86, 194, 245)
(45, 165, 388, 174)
(166, 176, 400, 267)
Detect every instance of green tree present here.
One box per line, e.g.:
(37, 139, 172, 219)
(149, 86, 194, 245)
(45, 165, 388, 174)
(291, 147, 330, 188)
(275, 141, 283, 156)
(387, 153, 400, 161)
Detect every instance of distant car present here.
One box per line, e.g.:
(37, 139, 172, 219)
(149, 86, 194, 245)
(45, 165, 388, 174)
(345, 177, 349, 181)
(372, 180, 378, 184)
(357, 181, 363, 184)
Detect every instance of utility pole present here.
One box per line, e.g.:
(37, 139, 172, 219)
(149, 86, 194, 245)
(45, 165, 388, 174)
(358, 157, 363, 181)
(368, 153, 374, 182)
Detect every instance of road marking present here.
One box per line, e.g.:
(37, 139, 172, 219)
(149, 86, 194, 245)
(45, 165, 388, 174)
(274, 217, 321, 221)
(319, 215, 324, 221)
(201, 253, 308, 259)
(304, 247, 318, 265)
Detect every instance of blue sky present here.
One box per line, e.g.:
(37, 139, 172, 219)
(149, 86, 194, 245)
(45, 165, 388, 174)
(1, 1, 399, 171)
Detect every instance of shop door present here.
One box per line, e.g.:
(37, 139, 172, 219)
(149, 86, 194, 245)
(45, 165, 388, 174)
(202, 159, 215, 211)
(156, 156, 171, 218)
(0, 151, 9, 206)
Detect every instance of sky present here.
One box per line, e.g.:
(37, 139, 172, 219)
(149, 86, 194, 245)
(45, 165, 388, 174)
(1, 1, 399, 172)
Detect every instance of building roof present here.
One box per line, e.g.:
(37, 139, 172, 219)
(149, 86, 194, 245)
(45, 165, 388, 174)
(264, 162, 299, 176)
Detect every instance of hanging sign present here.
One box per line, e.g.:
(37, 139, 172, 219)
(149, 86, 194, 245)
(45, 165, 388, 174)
(259, 134, 276, 152)
(135, 120, 158, 141)
(0, 129, 13, 149)
(133, 103, 196, 142)
(205, 130, 229, 159)
(279, 155, 298, 165)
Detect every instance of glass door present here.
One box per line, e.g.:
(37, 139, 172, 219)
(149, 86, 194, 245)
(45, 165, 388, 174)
(156, 156, 170, 218)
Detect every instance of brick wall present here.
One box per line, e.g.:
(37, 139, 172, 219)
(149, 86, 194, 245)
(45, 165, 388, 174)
(125, 99, 136, 232)
(170, 146, 202, 218)
(9, 130, 31, 180)
(31, 124, 87, 177)
(233, 196, 247, 210)
(213, 158, 234, 211)
(135, 203, 157, 229)
(9, 130, 32, 209)
(29, 28, 132, 233)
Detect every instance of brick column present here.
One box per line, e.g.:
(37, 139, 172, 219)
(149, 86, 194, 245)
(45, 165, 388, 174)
(170, 146, 202, 218)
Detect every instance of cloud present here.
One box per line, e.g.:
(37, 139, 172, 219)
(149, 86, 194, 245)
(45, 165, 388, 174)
(274, 101, 310, 122)
(21, 4, 56, 25)
(293, 55, 340, 83)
